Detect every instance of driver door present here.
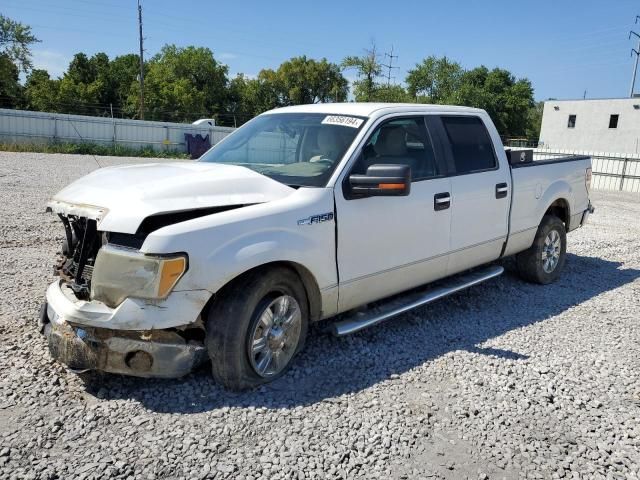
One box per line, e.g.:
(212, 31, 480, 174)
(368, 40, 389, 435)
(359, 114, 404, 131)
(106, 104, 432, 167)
(335, 116, 452, 312)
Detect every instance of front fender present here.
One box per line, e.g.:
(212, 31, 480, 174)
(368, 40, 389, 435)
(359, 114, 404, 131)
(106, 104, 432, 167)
(201, 226, 335, 294)
(140, 187, 338, 304)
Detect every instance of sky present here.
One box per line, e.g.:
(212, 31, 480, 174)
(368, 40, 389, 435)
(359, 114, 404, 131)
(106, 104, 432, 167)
(3, 0, 639, 101)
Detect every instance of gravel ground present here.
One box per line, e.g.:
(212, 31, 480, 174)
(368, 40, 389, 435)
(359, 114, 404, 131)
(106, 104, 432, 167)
(0, 151, 639, 480)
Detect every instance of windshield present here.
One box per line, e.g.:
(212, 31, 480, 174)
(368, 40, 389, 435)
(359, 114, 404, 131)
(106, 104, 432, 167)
(199, 113, 367, 187)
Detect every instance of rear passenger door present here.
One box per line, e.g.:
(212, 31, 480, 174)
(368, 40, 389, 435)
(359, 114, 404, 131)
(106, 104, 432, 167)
(438, 115, 510, 275)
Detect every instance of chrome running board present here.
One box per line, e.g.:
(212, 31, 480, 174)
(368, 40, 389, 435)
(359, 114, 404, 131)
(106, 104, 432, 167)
(331, 265, 504, 336)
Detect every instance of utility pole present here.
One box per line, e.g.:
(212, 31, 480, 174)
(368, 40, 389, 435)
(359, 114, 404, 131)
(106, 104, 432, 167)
(381, 46, 399, 85)
(137, 0, 145, 119)
(629, 16, 640, 98)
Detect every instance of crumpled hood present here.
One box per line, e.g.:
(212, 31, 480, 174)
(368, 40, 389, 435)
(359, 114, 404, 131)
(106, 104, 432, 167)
(47, 161, 295, 234)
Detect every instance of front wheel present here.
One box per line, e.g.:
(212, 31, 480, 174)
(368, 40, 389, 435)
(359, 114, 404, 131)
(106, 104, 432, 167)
(205, 267, 308, 390)
(516, 215, 567, 284)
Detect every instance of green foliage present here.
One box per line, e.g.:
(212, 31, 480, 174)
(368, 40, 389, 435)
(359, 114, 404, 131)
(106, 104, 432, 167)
(227, 73, 279, 124)
(140, 45, 229, 122)
(341, 45, 414, 103)
(226, 57, 347, 125)
(451, 67, 535, 137)
(369, 84, 411, 103)
(526, 101, 544, 141)
(108, 54, 141, 115)
(341, 46, 383, 102)
(270, 56, 348, 105)
(0, 53, 22, 107)
(23, 69, 59, 111)
(406, 56, 463, 103)
(0, 141, 188, 158)
(57, 53, 111, 115)
(0, 14, 39, 72)
(2, 15, 540, 140)
(24, 52, 139, 117)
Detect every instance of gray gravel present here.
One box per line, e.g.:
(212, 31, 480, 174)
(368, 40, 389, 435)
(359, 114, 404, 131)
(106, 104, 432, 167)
(1, 151, 639, 480)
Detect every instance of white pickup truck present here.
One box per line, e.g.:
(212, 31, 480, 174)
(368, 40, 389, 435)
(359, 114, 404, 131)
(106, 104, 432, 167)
(41, 103, 594, 390)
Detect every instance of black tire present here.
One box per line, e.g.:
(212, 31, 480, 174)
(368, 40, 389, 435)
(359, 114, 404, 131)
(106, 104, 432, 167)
(516, 215, 567, 284)
(205, 266, 309, 390)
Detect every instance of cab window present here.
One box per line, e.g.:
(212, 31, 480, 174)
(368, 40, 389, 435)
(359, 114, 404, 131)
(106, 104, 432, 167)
(440, 116, 497, 175)
(352, 117, 440, 181)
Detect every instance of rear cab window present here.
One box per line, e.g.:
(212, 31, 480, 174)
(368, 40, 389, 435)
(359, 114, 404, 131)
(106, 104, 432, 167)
(440, 116, 497, 175)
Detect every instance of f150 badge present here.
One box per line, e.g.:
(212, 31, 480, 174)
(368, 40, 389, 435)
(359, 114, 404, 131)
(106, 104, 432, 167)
(297, 212, 334, 225)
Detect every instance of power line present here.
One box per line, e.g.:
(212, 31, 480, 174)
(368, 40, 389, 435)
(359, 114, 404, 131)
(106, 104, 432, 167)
(381, 46, 399, 85)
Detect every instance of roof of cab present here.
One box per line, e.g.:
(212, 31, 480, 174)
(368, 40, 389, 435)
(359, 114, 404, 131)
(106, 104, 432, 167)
(264, 102, 485, 118)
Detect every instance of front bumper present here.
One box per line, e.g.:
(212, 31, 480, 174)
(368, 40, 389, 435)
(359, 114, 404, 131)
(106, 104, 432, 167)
(42, 280, 211, 378)
(42, 304, 207, 378)
(45, 279, 211, 331)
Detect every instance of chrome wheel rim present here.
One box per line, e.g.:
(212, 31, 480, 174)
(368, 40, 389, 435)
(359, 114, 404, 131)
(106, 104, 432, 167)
(542, 229, 561, 273)
(248, 295, 302, 378)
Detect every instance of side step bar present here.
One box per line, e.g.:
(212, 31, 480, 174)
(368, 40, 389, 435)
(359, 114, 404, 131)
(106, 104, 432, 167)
(330, 265, 504, 336)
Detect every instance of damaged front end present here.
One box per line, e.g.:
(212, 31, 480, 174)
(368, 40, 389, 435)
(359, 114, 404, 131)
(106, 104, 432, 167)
(54, 214, 100, 299)
(42, 210, 211, 378)
(42, 308, 207, 378)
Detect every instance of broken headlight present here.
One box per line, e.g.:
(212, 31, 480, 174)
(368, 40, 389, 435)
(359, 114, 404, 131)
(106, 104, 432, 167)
(90, 245, 187, 308)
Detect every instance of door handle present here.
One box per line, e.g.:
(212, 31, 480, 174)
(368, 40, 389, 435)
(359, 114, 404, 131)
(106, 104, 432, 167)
(434, 192, 451, 211)
(495, 183, 508, 199)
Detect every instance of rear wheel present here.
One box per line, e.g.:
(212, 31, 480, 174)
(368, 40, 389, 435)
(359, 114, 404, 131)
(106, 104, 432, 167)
(205, 267, 308, 390)
(516, 215, 567, 284)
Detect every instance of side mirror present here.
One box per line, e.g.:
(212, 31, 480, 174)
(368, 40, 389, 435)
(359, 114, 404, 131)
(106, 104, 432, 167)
(348, 164, 411, 198)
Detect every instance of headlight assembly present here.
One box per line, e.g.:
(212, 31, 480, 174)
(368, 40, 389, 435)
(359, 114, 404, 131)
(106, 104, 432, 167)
(90, 245, 187, 308)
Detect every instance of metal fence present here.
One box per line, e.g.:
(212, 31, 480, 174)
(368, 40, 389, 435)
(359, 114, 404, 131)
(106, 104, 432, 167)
(0, 108, 236, 153)
(534, 148, 640, 193)
(2, 110, 639, 192)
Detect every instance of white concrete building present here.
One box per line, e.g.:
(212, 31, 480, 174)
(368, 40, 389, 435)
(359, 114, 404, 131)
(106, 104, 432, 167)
(539, 98, 640, 154)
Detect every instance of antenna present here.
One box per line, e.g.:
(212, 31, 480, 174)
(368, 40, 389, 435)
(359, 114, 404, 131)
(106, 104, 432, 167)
(138, 0, 145, 119)
(381, 46, 399, 85)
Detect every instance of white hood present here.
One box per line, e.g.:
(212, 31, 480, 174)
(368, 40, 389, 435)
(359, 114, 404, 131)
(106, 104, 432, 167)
(47, 162, 295, 234)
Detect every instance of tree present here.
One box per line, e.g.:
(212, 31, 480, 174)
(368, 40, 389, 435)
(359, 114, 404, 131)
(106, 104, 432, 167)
(369, 84, 411, 103)
(449, 66, 534, 137)
(526, 101, 544, 141)
(270, 56, 348, 105)
(0, 14, 39, 72)
(8, 36, 539, 136)
(0, 53, 22, 107)
(406, 56, 463, 104)
(22, 51, 140, 116)
(53, 53, 110, 115)
(226, 73, 279, 126)
(342, 44, 383, 102)
(139, 45, 229, 122)
(108, 54, 139, 116)
(226, 57, 348, 126)
(23, 69, 59, 111)
(55, 53, 97, 114)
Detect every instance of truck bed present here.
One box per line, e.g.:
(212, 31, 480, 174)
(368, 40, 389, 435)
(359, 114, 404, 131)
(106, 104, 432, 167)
(511, 154, 590, 169)
(503, 153, 592, 257)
